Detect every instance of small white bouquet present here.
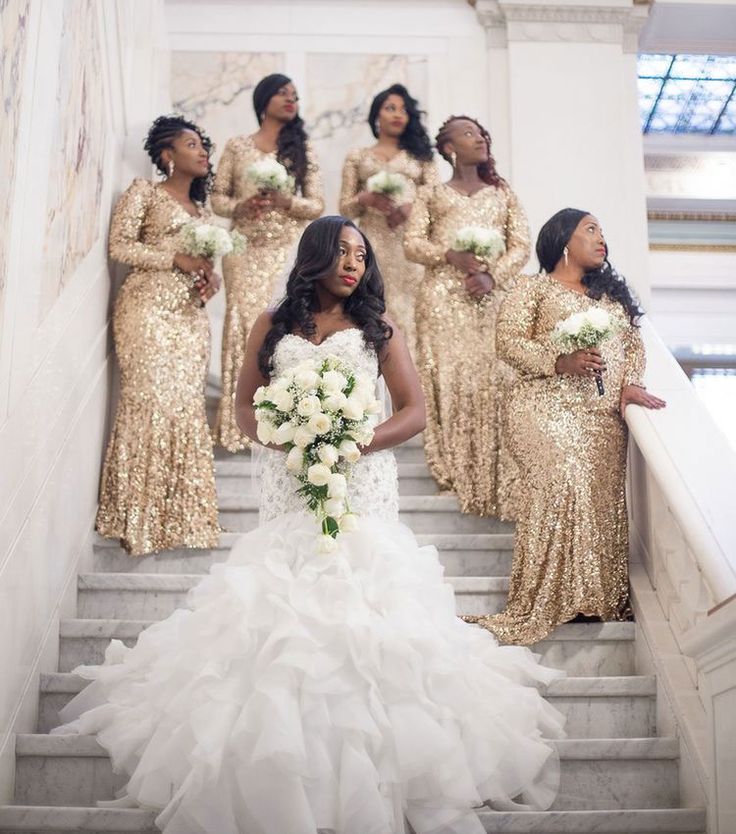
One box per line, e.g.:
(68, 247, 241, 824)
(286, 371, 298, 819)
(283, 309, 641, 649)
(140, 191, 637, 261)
(181, 223, 246, 259)
(246, 158, 294, 193)
(366, 171, 407, 200)
(452, 226, 506, 261)
(553, 307, 617, 395)
(253, 354, 382, 551)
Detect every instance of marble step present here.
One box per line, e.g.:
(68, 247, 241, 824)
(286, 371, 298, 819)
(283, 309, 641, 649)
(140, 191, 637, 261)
(219, 494, 513, 534)
(37, 672, 656, 738)
(75, 572, 510, 620)
(57, 620, 636, 677)
(0, 806, 707, 834)
(91, 531, 514, 576)
(216, 458, 440, 495)
(14, 735, 680, 811)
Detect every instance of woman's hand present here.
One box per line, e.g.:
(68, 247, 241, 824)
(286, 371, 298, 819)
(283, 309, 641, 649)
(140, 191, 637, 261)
(464, 271, 494, 298)
(386, 203, 412, 229)
(358, 191, 394, 215)
(257, 189, 293, 211)
(445, 249, 484, 274)
(555, 348, 606, 377)
(173, 253, 214, 277)
(194, 271, 221, 305)
(620, 384, 666, 418)
(233, 194, 271, 221)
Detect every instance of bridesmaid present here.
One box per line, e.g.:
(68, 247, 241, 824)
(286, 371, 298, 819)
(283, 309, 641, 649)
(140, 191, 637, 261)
(339, 84, 437, 357)
(212, 73, 324, 451)
(466, 209, 666, 645)
(404, 115, 530, 518)
(97, 115, 221, 556)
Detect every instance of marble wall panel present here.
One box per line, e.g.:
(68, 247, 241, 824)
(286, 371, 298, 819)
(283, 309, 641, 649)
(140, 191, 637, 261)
(170, 51, 284, 164)
(0, 0, 31, 327)
(39, 0, 107, 324)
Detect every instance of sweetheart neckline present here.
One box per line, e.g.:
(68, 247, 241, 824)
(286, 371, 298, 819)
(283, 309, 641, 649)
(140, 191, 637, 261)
(280, 328, 363, 348)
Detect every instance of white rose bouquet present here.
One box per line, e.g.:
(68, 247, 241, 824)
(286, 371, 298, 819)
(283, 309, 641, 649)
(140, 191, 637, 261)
(181, 223, 246, 259)
(553, 307, 617, 396)
(246, 158, 295, 193)
(366, 171, 407, 200)
(253, 354, 382, 551)
(452, 225, 505, 261)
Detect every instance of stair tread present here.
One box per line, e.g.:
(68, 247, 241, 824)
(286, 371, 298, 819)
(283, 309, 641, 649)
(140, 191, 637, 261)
(217, 493, 508, 513)
(0, 805, 707, 833)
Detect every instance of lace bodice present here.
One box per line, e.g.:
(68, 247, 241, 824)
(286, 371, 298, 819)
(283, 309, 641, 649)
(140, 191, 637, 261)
(259, 329, 399, 524)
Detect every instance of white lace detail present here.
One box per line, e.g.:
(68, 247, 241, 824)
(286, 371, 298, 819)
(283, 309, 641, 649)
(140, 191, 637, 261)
(259, 330, 399, 524)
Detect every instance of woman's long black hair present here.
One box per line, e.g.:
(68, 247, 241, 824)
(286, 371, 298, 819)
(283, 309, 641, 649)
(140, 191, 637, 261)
(253, 73, 309, 192)
(536, 208, 643, 324)
(143, 115, 214, 203)
(258, 216, 392, 376)
(435, 115, 506, 188)
(368, 84, 433, 162)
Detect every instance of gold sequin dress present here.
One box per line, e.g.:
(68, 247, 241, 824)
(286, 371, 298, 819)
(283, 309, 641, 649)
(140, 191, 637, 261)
(211, 135, 324, 451)
(404, 183, 531, 517)
(468, 273, 646, 645)
(339, 148, 438, 356)
(96, 178, 220, 557)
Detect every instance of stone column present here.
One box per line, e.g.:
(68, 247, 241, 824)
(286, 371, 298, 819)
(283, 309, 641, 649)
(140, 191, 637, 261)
(475, 0, 651, 301)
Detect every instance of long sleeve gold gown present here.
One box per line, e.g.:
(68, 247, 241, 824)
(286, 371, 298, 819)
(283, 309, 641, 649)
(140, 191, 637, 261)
(96, 178, 220, 557)
(339, 148, 438, 357)
(404, 183, 530, 518)
(467, 273, 646, 645)
(211, 135, 324, 451)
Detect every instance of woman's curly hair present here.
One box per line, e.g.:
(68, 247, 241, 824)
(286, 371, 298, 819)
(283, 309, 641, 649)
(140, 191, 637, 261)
(258, 216, 392, 377)
(143, 114, 214, 203)
(368, 84, 433, 162)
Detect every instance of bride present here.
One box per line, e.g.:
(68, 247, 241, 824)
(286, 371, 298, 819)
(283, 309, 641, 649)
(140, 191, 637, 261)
(54, 216, 565, 834)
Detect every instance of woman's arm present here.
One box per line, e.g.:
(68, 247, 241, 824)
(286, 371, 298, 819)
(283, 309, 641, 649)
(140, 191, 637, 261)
(109, 179, 176, 270)
(490, 187, 531, 289)
(235, 311, 274, 443)
(403, 185, 447, 267)
(287, 142, 325, 220)
(210, 139, 239, 218)
(363, 318, 426, 453)
(339, 149, 365, 219)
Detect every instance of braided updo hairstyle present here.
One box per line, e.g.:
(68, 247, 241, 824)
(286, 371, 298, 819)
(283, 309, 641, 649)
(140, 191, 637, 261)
(143, 114, 214, 203)
(435, 115, 506, 188)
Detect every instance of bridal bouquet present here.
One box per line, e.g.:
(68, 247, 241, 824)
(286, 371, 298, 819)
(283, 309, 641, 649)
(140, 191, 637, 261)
(181, 223, 246, 259)
(366, 171, 407, 199)
(246, 158, 295, 193)
(253, 355, 382, 552)
(452, 226, 505, 261)
(553, 307, 617, 396)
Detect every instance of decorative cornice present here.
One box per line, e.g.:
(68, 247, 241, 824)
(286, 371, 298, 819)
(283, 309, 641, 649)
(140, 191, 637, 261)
(649, 242, 736, 253)
(648, 210, 736, 223)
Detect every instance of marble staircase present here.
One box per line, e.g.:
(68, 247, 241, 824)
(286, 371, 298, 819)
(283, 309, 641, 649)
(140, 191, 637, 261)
(1, 435, 706, 833)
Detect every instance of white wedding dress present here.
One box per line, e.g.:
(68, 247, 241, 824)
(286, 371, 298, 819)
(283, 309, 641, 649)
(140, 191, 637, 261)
(55, 329, 565, 834)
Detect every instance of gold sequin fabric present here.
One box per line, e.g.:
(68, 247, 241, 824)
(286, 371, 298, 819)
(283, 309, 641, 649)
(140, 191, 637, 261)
(339, 148, 438, 357)
(211, 135, 324, 451)
(404, 183, 531, 518)
(466, 273, 646, 645)
(96, 178, 220, 557)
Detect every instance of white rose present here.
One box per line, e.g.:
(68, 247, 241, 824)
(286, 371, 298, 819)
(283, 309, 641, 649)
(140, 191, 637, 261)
(295, 369, 321, 390)
(323, 392, 348, 413)
(317, 534, 338, 554)
(587, 308, 611, 329)
(286, 445, 305, 473)
(323, 497, 345, 517)
(321, 370, 348, 395)
(297, 395, 321, 418)
(326, 472, 347, 498)
(365, 398, 382, 415)
(342, 396, 365, 421)
(272, 389, 294, 413)
(272, 421, 296, 445)
(338, 439, 361, 464)
(307, 463, 332, 487)
(349, 426, 374, 446)
(307, 412, 332, 435)
(293, 425, 316, 449)
(339, 513, 358, 533)
(256, 419, 274, 445)
(317, 444, 339, 467)
(271, 376, 291, 391)
(253, 386, 268, 405)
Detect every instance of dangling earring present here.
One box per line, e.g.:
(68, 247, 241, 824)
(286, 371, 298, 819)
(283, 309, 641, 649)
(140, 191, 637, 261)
(449, 151, 457, 168)
(374, 120, 380, 135)
(167, 159, 175, 178)
(260, 111, 265, 122)
(563, 246, 569, 267)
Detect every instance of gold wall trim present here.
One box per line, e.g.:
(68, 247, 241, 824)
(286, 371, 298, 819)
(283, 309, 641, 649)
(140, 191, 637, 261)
(649, 242, 736, 253)
(648, 210, 736, 222)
